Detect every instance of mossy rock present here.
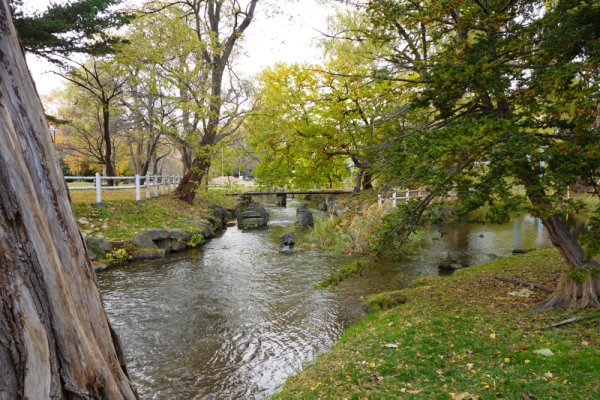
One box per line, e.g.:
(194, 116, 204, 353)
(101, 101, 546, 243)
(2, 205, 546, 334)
(130, 248, 166, 261)
(366, 290, 407, 311)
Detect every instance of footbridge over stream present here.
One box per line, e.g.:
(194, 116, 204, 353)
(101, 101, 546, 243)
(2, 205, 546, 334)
(227, 189, 353, 207)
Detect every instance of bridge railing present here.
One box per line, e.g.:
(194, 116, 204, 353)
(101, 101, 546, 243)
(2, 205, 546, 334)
(65, 173, 181, 205)
(378, 188, 457, 207)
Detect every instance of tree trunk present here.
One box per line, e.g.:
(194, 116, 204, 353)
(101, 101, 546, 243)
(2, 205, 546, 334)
(519, 164, 600, 309)
(362, 170, 374, 191)
(0, 4, 137, 398)
(174, 157, 210, 203)
(102, 106, 116, 186)
(353, 166, 365, 193)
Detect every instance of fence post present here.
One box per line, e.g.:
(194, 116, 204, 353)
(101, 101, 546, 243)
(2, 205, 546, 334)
(154, 175, 158, 198)
(378, 193, 382, 206)
(95, 173, 102, 205)
(161, 175, 165, 195)
(406, 188, 410, 203)
(135, 175, 142, 203)
(392, 190, 397, 208)
(146, 175, 150, 199)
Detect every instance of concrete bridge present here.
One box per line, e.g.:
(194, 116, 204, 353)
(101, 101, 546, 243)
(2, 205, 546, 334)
(228, 189, 353, 207)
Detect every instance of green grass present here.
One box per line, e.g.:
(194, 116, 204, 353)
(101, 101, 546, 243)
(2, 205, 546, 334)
(72, 195, 218, 240)
(275, 248, 600, 399)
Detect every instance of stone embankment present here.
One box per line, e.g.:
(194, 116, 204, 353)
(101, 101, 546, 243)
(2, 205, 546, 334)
(86, 205, 231, 271)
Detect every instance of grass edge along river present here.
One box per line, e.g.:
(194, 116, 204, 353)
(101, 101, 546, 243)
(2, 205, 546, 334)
(274, 248, 599, 400)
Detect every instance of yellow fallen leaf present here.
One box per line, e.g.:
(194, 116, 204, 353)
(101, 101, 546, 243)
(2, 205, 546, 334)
(489, 333, 496, 339)
(504, 358, 510, 363)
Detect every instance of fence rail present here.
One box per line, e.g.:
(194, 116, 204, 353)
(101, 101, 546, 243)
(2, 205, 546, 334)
(65, 173, 182, 205)
(378, 188, 457, 207)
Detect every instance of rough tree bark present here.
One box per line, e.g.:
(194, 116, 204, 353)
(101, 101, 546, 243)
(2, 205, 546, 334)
(0, 3, 138, 398)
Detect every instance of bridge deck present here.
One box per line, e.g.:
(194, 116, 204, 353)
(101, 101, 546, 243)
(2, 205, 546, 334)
(227, 190, 353, 196)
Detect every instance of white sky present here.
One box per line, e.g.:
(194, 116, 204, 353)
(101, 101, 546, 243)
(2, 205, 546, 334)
(22, 0, 337, 96)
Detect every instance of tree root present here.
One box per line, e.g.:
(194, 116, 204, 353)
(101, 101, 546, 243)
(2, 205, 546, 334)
(543, 316, 592, 329)
(495, 277, 553, 293)
(533, 274, 600, 312)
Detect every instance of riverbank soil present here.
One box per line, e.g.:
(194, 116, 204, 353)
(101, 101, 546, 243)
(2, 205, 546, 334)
(276, 248, 599, 399)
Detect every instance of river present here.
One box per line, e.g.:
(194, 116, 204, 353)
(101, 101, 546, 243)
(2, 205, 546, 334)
(97, 203, 550, 399)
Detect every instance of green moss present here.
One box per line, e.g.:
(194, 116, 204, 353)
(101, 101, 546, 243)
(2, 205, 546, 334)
(366, 290, 408, 311)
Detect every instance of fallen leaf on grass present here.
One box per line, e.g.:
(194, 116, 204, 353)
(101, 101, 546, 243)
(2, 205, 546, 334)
(449, 391, 483, 400)
(383, 343, 398, 349)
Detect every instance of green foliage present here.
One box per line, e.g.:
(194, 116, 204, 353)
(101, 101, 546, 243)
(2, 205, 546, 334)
(303, 216, 350, 254)
(186, 233, 204, 248)
(11, 0, 132, 62)
(317, 259, 367, 288)
(105, 247, 132, 263)
(581, 205, 600, 262)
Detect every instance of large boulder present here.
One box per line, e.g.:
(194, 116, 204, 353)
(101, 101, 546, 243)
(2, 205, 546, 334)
(84, 236, 112, 260)
(295, 204, 314, 228)
(237, 202, 269, 229)
(210, 205, 230, 229)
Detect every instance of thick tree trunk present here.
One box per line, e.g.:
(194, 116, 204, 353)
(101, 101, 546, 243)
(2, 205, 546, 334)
(0, 4, 137, 398)
(520, 165, 600, 309)
(174, 157, 210, 203)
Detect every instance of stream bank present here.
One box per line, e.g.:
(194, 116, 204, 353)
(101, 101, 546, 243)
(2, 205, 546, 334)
(97, 202, 556, 398)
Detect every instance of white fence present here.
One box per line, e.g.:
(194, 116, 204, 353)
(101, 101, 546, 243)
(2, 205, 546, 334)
(65, 173, 182, 204)
(378, 188, 457, 207)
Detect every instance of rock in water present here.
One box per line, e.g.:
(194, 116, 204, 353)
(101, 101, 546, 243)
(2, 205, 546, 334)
(237, 202, 269, 229)
(296, 204, 314, 228)
(280, 232, 295, 246)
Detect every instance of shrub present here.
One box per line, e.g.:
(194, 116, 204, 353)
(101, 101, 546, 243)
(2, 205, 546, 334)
(186, 233, 204, 248)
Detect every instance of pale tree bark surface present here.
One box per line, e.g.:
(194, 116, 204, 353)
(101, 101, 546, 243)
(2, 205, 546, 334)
(0, 2, 137, 398)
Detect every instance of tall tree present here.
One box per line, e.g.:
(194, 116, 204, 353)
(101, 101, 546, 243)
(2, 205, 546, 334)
(360, 0, 600, 308)
(148, 0, 259, 203)
(0, 1, 137, 397)
(57, 57, 129, 184)
(10, 0, 132, 63)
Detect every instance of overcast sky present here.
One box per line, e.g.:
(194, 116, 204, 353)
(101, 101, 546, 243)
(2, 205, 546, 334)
(22, 0, 338, 96)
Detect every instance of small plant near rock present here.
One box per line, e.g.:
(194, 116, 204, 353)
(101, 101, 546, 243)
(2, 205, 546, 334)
(105, 248, 132, 263)
(186, 233, 204, 248)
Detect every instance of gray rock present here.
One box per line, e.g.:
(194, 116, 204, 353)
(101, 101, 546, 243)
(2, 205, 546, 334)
(236, 194, 253, 209)
(170, 239, 187, 252)
(85, 236, 112, 254)
(131, 248, 166, 261)
(240, 217, 267, 229)
(91, 262, 108, 272)
(87, 248, 97, 261)
(132, 233, 158, 249)
(141, 229, 170, 241)
(533, 348, 555, 357)
(237, 202, 269, 229)
(280, 232, 295, 246)
(196, 220, 216, 238)
(154, 239, 173, 253)
(210, 205, 229, 228)
(168, 229, 192, 242)
(295, 204, 314, 228)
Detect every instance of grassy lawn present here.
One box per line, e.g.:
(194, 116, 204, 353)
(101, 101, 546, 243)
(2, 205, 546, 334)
(275, 249, 600, 399)
(70, 191, 234, 240)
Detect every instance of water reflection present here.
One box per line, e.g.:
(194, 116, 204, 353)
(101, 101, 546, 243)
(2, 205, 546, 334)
(98, 206, 553, 399)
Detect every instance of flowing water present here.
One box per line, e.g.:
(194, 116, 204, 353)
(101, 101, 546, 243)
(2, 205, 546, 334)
(98, 204, 551, 399)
